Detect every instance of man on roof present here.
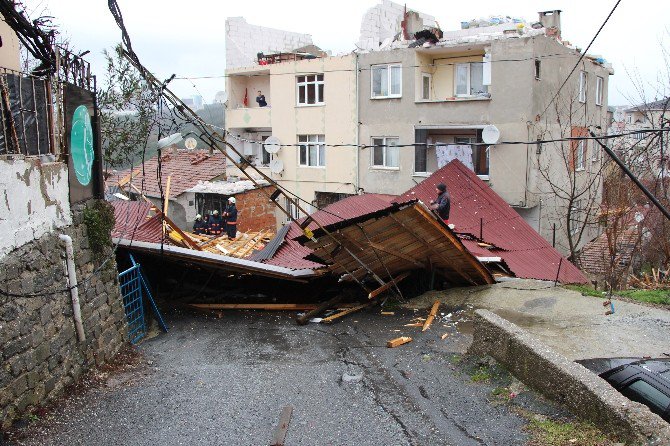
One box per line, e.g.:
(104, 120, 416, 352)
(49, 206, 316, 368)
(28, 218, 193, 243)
(208, 209, 223, 236)
(430, 183, 451, 225)
(223, 197, 238, 240)
(193, 214, 207, 235)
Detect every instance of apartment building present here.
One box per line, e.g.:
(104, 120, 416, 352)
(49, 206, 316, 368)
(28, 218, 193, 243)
(356, 9, 613, 254)
(224, 6, 613, 254)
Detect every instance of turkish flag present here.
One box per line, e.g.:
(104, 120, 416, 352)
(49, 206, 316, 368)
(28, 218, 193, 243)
(243, 88, 248, 107)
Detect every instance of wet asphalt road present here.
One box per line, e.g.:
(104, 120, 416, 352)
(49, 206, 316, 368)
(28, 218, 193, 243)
(16, 309, 538, 446)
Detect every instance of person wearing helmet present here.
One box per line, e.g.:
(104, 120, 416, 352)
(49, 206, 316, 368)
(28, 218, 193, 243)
(193, 214, 207, 235)
(223, 197, 238, 240)
(209, 209, 223, 236)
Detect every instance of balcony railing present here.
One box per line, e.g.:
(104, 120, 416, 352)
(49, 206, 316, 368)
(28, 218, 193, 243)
(226, 106, 272, 129)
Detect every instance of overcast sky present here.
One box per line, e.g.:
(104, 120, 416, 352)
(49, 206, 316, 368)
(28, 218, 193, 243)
(23, 0, 670, 106)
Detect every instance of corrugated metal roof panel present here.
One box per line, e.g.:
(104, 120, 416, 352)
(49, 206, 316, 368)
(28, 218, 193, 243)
(402, 160, 587, 283)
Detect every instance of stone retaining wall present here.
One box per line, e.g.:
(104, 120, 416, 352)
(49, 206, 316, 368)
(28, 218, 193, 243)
(0, 201, 127, 428)
(468, 309, 670, 445)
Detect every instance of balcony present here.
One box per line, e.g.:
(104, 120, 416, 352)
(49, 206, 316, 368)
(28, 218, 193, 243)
(226, 106, 272, 129)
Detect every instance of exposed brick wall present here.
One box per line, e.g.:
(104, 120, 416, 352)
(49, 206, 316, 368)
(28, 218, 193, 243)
(235, 187, 278, 233)
(0, 200, 127, 428)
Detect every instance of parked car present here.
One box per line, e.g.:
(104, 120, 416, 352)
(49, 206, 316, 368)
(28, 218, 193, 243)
(577, 357, 670, 422)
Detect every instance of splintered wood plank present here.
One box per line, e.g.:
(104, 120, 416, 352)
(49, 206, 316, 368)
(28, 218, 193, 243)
(190, 303, 318, 311)
(422, 300, 441, 332)
(368, 271, 412, 299)
(321, 301, 375, 323)
(387, 336, 412, 348)
(270, 406, 293, 446)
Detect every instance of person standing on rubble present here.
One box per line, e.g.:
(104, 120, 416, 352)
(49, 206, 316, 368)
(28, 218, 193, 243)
(223, 197, 238, 240)
(208, 210, 223, 236)
(430, 183, 451, 225)
(193, 214, 207, 235)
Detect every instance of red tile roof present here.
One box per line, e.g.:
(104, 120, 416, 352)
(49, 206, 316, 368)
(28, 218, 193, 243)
(110, 201, 165, 244)
(113, 149, 227, 198)
(402, 160, 587, 283)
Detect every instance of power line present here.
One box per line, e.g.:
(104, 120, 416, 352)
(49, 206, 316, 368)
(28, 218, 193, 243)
(223, 127, 670, 149)
(538, 0, 622, 119)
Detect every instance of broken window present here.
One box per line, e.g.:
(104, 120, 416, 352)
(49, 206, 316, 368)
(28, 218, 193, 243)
(371, 64, 401, 98)
(371, 137, 399, 168)
(298, 134, 325, 167)
(596, 76, 604, 106)
(579, 71, 587, 103)
(297, 74, 324, 106)
(455, 63, 488, 97)
(421, 73, 431, 100)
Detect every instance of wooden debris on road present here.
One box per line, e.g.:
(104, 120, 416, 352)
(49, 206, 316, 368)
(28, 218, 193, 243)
(387, 336, 412, 348)
(441, 333, 449, 340)
(190, 303, 319, 311)
(381, 311, 395, 315)
(296, 295, 343, 325)
(404, 323, 423, 327)
(368, 271, 411, 299)
(270, 406, 293, 446)
(422, 300, 441, 332)
(321, 301, 375, 324)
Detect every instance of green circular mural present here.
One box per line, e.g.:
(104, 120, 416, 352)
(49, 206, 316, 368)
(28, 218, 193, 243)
(70, 105, 94, 186)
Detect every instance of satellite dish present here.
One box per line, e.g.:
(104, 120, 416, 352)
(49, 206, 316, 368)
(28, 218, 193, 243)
(157, 132, 183, 149)
(482, 125, 500, 144)
(269, 158, 284, 174)
(184, 137, 198, 150)
(264, 136, 281, 154)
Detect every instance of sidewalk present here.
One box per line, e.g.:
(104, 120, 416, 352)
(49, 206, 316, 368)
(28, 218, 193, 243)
(408, 280, 670, 361)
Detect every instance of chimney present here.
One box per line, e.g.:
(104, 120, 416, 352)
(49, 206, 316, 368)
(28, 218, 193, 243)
(538, 10, 561, 39)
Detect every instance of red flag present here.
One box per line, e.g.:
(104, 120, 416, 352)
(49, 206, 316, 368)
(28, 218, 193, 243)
(243, 88, 248, 107)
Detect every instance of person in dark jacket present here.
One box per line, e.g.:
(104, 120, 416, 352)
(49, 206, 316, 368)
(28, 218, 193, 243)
(208, 210, 223, 236)
(256, 90, 267, 107)
(192, 214, 207, 235)
(223, 197, 238, 240)
(430, 183, 451, 224)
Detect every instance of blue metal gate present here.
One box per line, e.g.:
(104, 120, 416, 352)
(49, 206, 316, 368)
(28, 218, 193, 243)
(118, 254, 168, 344)
(118, 264, 146, 344)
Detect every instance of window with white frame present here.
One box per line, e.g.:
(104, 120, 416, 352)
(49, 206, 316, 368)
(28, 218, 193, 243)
(570, 200, 582, 234)
(371, 137, 399, 168)
(371, 64, 402, 98)
(298, 134, 325, 167)
(261, 135, 271, 165)
(455, 62, 488, 97)
(421, 73, 432, 100)
(633, 131, 645, 141)
(284, 197, 303, 223)
(595, 76, 604, 106)
(297, 74, 324, 105)
(575, 140, 585, 170)
(579, 71, 587, 103)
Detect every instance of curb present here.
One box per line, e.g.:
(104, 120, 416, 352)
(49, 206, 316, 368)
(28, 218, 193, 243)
(468, 309, 670, 446)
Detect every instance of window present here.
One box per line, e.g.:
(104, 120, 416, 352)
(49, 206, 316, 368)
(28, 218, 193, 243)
(455, 136, 489, 176)
(297, 74, 324, 105)
(371, 137, 399, 168)
(633, 131, 645, 141)
(261, 135, 271, 165)
(576, 140, 585, 170)
(421, 73, 432, 100)
(621, 380, 670, 415)
(569, 200, 581, 234)
(298, 134, 325, 167)
(535, 60, 541, 80)
(371, 64, 402, 98)
(285, 197, 303, 223)
(455, 63, 488, 97)
(596, 76, 604, 106)
(579, 71, 587, 103)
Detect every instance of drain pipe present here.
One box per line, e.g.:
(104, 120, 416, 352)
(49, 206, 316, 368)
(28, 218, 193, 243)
(59, 234, 86, 342)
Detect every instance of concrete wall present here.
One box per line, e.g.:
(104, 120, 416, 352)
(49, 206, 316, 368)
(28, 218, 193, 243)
(469, 309, 670, 445)
(358, 0, 437, 51)
(0, 19, 21, 72)
(0, 201, 127, 428)
(225, 17, 313, 70)
(0, 158, 72, 259)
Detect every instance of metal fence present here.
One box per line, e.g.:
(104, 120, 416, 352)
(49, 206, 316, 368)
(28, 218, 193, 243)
(118, 263, 147, 344)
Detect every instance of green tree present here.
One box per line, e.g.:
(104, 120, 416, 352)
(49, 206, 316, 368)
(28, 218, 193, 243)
(98, 44, 159, 169)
